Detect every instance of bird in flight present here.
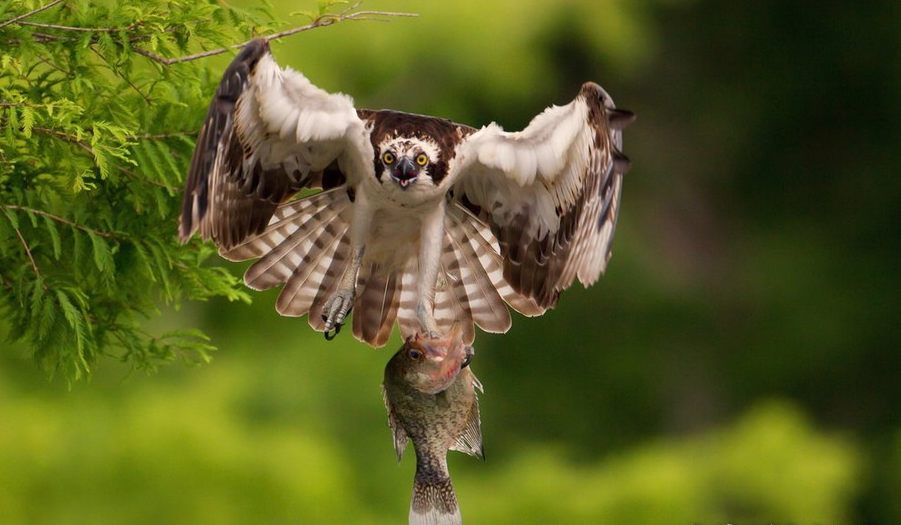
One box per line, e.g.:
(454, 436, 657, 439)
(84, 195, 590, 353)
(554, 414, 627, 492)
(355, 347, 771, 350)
(179, 39, 633, 346)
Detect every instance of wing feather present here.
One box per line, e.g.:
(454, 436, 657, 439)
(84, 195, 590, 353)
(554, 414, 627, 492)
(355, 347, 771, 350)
(445, 210, 511, 333)
(449, 82, 633, 308)
(179, 39, 372, 249)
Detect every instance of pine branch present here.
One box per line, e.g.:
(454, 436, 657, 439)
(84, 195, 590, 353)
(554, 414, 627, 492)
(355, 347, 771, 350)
(0, 0, 64, 30)
(133, 8, 417, 66)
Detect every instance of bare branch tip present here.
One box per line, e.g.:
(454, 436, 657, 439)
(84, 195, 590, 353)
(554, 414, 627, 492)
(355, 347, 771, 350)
(135, 5, 418, 66)
(12, 224, 42, 281)
(0, 0, 64, 30)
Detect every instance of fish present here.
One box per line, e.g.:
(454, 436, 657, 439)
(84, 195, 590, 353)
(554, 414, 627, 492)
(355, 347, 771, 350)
(382, 327, 483, 525)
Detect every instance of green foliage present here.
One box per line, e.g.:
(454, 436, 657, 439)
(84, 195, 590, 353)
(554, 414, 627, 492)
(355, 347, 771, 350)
(0, 0, 288, 379)
(462, 403, 859, 524)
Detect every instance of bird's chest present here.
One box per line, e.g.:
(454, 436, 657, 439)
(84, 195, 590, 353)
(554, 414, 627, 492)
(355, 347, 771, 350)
(362, 206, 428, 270)
(370, 208, 423, 241)
(357, 179, 445, 268)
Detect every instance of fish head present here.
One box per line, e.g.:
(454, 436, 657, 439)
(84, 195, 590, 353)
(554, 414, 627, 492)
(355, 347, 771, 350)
(392, 326, 474, 395)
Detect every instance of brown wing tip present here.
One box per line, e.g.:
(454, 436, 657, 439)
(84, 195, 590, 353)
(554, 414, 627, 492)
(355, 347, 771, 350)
(579, 81, 607, 100)
(579, 81, 636, 129)
(607, 108, 636, 129)
(612, 150, 632, 174)
(240, 38, 270, 58)
(177, 215, 193, 244)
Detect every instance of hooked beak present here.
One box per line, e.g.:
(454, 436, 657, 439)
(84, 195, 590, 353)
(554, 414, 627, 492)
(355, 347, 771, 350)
(391, 157, 417, 189)
(461, 346, 474, 369)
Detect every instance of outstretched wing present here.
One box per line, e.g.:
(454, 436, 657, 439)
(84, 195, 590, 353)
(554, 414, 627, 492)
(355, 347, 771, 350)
(179, 39, 372, 249)
(448, 82, 634, 309)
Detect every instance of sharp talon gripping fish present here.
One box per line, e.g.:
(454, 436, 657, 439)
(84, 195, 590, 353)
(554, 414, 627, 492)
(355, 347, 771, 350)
(382, 327, 482, 525)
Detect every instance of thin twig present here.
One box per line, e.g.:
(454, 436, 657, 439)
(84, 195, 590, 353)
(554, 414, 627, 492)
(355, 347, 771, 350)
(12, 224, 42, 280)
(120, 165, 175, 191)
(133, 130, 195, 140)
(34, 50, 73, 76)
(0, 0, 64, 30)
(1, 100, 68, 109)
(2, 204, 118, 239)
(32, 126, 93, 155)
(134, 8, 417, 66)
(89, 46, 152, 104)
(18, 25, 162, 46)
(30, 31, 62, 43)
(17, 20, 141, 33)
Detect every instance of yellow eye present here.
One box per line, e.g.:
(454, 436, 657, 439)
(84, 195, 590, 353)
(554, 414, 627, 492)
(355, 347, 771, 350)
(382, 152, 395, 165)
(415, 154, 429, 166)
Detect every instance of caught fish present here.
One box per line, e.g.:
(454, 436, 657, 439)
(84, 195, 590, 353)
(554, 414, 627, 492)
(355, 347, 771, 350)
(383, 328, 483, 525)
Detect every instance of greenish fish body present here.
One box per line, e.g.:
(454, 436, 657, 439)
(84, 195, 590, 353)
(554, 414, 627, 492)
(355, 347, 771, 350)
(383, 330, 483, 525)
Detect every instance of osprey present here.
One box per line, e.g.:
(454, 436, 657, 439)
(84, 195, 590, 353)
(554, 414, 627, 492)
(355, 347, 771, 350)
(180, 39, 634, 346)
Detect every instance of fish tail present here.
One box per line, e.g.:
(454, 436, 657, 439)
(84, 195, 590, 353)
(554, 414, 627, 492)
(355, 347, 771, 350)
(409, 459, 461, 525)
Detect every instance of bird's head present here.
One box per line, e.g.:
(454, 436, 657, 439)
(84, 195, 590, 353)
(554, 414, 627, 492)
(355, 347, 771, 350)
(377, 137, 440, 190)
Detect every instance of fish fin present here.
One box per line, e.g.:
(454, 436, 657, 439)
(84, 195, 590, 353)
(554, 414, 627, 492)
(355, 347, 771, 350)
(411, 469, 461, 525)
(449, 372, 484, 460)
(382, 385, 408, 462)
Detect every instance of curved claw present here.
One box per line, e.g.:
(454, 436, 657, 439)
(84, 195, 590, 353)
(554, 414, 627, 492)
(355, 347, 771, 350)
(324, 323, 341, 341)
(461, 346, 474, 369)
(322, 289, 354, 340)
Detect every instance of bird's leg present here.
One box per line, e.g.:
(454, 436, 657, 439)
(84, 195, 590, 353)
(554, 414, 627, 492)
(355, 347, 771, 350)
(322, 245, 363, 337)
(415, 201, 446, 338)
(322, 190, 373, 338)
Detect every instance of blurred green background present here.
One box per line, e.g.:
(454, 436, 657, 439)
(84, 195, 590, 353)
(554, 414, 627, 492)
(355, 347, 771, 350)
(2, 0, 900, 523)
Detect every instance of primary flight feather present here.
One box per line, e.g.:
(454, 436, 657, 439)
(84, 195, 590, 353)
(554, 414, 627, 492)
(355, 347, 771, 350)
(180, 39, 634, 346)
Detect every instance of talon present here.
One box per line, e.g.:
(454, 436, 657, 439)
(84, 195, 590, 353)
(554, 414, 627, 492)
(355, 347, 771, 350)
(335, 305, 351, 325)
(322, 288, 355, 340)
(461, 346, 474, 368)
(324, 323, 341, 341)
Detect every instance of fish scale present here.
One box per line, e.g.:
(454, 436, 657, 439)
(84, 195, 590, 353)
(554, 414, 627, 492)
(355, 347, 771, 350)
(383, 330, 482, 525)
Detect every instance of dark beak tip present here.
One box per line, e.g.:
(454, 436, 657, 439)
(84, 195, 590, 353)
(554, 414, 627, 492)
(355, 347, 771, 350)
(392, 158, 418, 182)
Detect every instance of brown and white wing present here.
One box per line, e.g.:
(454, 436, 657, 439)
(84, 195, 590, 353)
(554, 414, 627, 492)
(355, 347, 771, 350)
(179, 39, 372, 249)
(448, 82, 634, 309)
